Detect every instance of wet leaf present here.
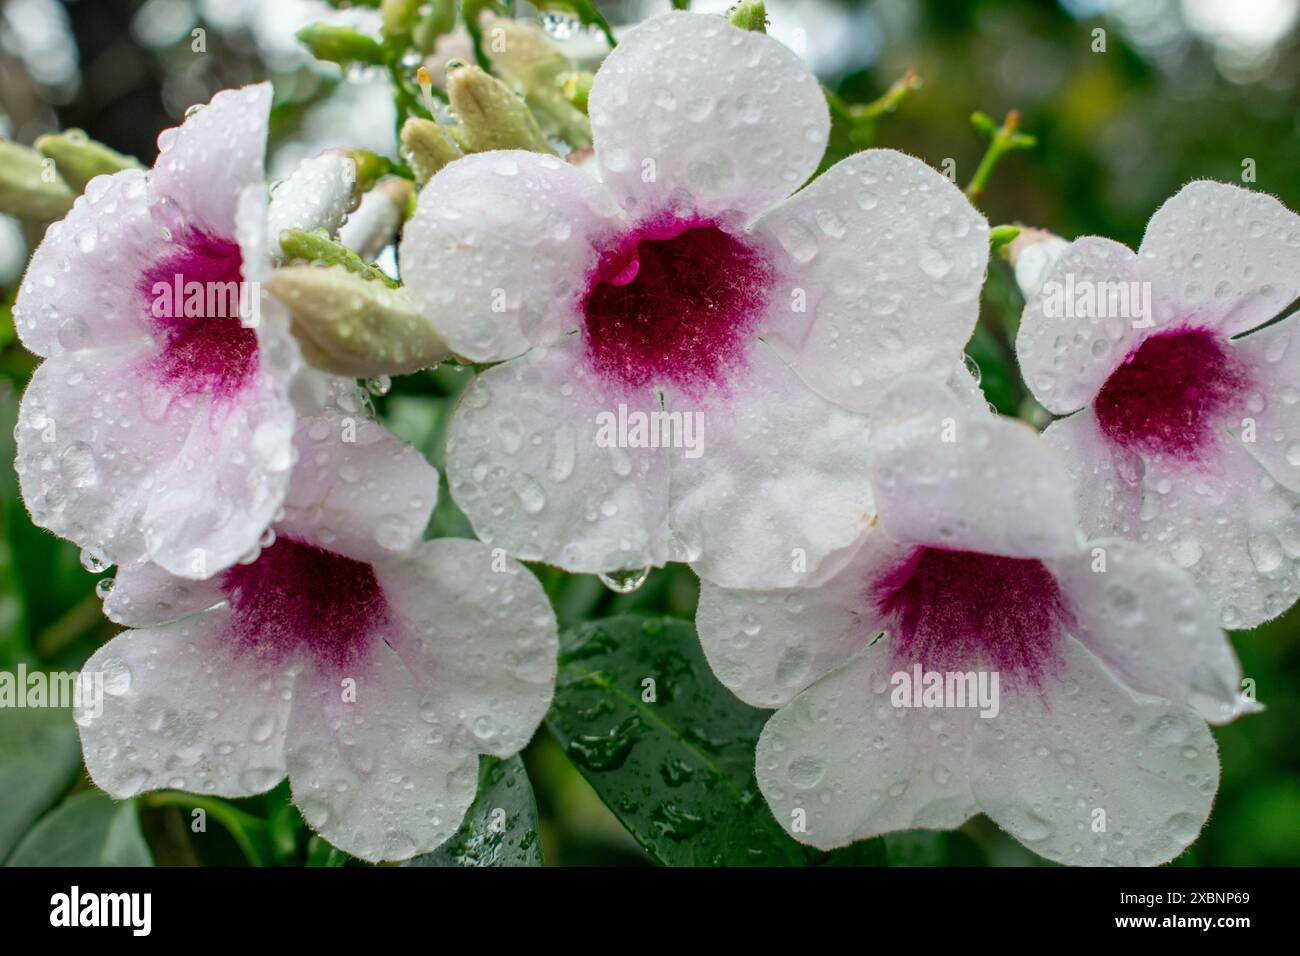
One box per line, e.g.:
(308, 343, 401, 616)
(404, 755, 543, 867)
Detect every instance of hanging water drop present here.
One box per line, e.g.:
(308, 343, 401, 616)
(95, 577, 115, 599)
(366, 375, 392, 397)
(598, 566, 652, 594)
(80, 546, 110, 573)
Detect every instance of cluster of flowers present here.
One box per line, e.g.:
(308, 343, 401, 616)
(13, 12, 1299, 865)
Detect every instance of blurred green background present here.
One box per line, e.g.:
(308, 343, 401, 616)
(0, 0, 1298, 866)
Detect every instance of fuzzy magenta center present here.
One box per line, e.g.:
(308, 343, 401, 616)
(140, 229, 258, 399)
(873, 548, 1072, 689)
(1094, 327, 1246, 461)
(581, 218, 772, 394)
(220, 537, 389, 674)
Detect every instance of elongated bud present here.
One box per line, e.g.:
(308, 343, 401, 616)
(381, 0, 421, 42)
(484, 16, 592, 150)
(401, 117, 463, 184)
(1006, 227, 1069, 300)
(413, 0, 457, 54)
(267, 265, 451, 377)
(34, 129, 142, 193)
(297, 23, 386, 65)
(446, 61, 555, 154)
(728, 1, 768, 33)
(339, 178, 413, 261)
(0, 140, 74, 221)
(267, 151, 360, 251)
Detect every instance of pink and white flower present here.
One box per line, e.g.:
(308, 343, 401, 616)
(399, 12, 989, 589)
(13, 84, 348, 580)
(697, 379, 1254, 866)
(1017, 181, 1300, 629)
(76, 402, 558, 863)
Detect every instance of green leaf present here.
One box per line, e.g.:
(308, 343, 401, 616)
(6, 791, 153, 866)
(405, 755, 544, 866)
(546, 615, 885, 866)
(0, 707, 81, 861)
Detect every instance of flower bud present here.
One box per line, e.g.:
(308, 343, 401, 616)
(267, 265, 450, 377)
(34, 129, 142, 193)
(1006, 227, 1068, 300)
(401, 117, 464, 184)
(0, 140, 74, 221)
(296, 23, 386, 66)
(484, 16, 592, 150)
(339, 178, 413, 261)
(267, 151, 360, 251)
(446, 61, 555, 155)
(728, 1, 768, 33)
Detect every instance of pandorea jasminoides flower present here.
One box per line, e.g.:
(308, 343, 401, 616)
(697, 379, 1254, 866)
(399, 12, 989, 588)
(1017, 181, 1300, 629)
(13, 84, 351, 580)
(76, 407, 558, 862)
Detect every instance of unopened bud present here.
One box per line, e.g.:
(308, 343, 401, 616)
(297, 23, 386, 66)
(267, 152, 360, 251)
(401, 117, 464, 184)
(559, 71, 593, 114)
(0, 140, 74, 221)
(447, 62, 555, 155)
(1006, 227, 1069, 300)
(485, 16, 592, 150)
(339, 179, 413, 261)
(728, 1, 768, 33)
(34, 129, 142, 193)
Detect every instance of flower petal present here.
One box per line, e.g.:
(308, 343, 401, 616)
(870, 377, 1080, 558)
(150, 83, 272, 239)
(399, 150, 621, 362)
(970, 639, 1219, 867)
(668, 343, 875, 589)
(697, 530, 909, 708)
(77, 611, 294, 799)
(1139, 180, 1300, 338)
(445, 339, 671, 572)
(1232, 314, 1300, 494)
(1042, 408, 1144, 539)
(588, 12, 828, 222)
(1015, 236, 1149, 414)
(1049, 538, 1255, 724)
(755, 649, 979, 851)
(285, 644, 480, 863)
(104, 560, 225, 627)
(13, 168, 157, 360)
(753, 149, 989, 413)
(380, 538, 558, 757)
(265, 152, 357, 247)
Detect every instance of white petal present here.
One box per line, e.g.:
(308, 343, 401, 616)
(1042, 409, 1144, 539)
(1015, 236, 1149, 414)
(589, 12, 828, 222)
(380, 538, 558, 757)
(970, 639, 1219, 866)
(285, 645, 479, 863)
(150, 84, 272, 239)
(697, 530, 910, 708)
(277, 411, 438, 564)
(399, 150, 621, 362)
(870, 377, 1081, 558)
(1232, 314, 1300, 494)
(445, 339, 671, 572)
(104, 560, 225, 627)
(1137, 443, 1300, 629)
(753, 150, 989, 413)
(1049, 539, 1255, 724)
(756, 649, 979, 851)
(77, 612, 294, 799)
(1139, 180, 1300, 338)
(669, 343, 875, 589)
(265, 152, 357, 250)
(13, 169, 157, 360)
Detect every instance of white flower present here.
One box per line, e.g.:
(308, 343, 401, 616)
(76, 402, 558, 863)
(13, 84, 352, 580)
(1016, 181, 1300, 629)
(399, 12, 989, 588)
(697, 379, 1254, 866)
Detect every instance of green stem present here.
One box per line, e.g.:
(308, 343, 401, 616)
(142, 792, 273, 867)
(964, 109, 1036, 205)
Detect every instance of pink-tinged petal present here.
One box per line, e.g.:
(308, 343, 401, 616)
(1015, 236, 1150, 414)
(76, 612, 294, 798)
(668, 343, 875, 589)
(970, 639, 1219, 867)
(104, 560, 225, 627)
(1232, 314, 1300, 494)
(1137, 443, 1300, 629)
(696, 530, 910, 709)
(276, 411, 438, 565)
(13, 169, 157, 360)
(1042, 409, 1144, 540)
(151, 84, 273, 239)
(400, 151, 622, 363)
(753, 150, 989, 413)
(1139, 180, 1300, 338)
(380, 538, 558, 758)
(755, 650, 979, 851)
(870, 377, 1081, 558)
(1049, 539, 1255, 724)
(445, 339, 671, 573)
(265, 152, 357, 248)
(285, 645, 480, 863)
(588, 12, 828, 222)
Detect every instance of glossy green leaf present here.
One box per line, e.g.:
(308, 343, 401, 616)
(546, 615, 885, 866)
(6, 791, 153, 866)
(404, 755, 543, 866)
(0, 706, 81, 862)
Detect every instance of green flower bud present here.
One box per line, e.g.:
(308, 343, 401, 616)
(559, 70, 594, 114)
(34, 129, 142, 193)
(381, 0, 421, 42)
(446, 62, 555, 155)
(296, 23, 386, 66)
(0, 140, 74, 222)
(728, 1, 768, 33)
(484, 16, 592, 150)
(400, 117, 464, 184)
